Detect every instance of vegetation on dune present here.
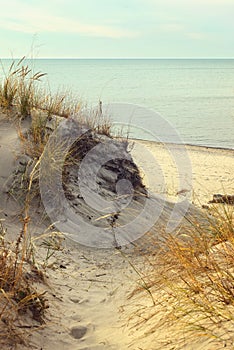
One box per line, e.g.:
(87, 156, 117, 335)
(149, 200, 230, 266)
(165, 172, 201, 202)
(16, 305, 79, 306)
(0, 150, 64, 348)
(0, 57, 112, 202)
(0, 57, 79, 118)
(0, 218, 47, 347)
(0, 57, 111, 159)
(130, 204, 234, 348)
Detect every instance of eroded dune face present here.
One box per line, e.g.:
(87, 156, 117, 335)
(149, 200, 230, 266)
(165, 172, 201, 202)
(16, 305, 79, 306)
(37, 118, 198, 249)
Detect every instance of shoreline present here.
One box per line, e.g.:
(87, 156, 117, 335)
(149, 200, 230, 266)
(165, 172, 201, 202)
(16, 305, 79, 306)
(130, 137, 234, 152)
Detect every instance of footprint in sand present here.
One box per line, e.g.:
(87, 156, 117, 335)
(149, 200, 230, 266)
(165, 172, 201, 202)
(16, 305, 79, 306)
(70, 325, 88, 339)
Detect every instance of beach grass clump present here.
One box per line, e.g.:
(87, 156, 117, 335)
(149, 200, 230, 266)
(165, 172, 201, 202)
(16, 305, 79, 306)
(0, 58, 112, 162)
(37, 89, 82, 118)
(0, 60, 19, 109)
(17, 108, 51, 160)
(0, 219, 48, 348)
(15, 65, 46, 118)
(0, 57, 78, 123)
(0, 57, 46, 117)
(131, 203, 234, 348)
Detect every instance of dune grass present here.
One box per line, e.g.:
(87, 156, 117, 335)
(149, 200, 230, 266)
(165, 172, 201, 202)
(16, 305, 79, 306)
(0, 58, 112, 161)
(0, 57, 46, 116)
(0, 217, 49, 347)
(130, 203, 234, 348)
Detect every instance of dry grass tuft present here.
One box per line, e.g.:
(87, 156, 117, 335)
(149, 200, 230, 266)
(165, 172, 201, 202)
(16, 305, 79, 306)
(1, 58, 111, 161)
(0, 57, 46, 117)
(0, 218, 48, 348)
(130, 203, 234, 349)
(36, 88, 82, 118)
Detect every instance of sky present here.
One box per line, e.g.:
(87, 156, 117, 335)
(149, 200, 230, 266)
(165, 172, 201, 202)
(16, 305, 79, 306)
(0, 0, 234, 58)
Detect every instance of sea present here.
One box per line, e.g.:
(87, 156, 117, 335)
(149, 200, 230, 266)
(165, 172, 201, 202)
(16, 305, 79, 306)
(1, 58, 234, 149)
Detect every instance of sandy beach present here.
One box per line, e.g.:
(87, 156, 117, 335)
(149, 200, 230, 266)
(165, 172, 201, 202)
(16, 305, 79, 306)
(131, 139, 234, 206)
(0, 114, 234, 350)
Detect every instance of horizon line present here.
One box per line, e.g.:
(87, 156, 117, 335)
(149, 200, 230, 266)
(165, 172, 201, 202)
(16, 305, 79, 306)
(1, 57, 234, 60)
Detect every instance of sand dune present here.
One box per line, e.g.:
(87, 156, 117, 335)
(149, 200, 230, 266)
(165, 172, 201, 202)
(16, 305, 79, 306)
(0, 115, 234, 349)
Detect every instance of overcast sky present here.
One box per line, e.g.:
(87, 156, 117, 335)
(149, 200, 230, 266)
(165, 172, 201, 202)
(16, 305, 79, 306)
(1, 0, 234, 58)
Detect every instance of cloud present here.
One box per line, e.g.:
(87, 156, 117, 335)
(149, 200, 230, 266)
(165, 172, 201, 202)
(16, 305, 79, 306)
(0, 1, 138, 38)
(0, 16, 136, 38)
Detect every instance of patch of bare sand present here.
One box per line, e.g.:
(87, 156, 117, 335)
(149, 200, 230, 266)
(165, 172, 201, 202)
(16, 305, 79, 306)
(130, 139, 234, 207)
(0, 116, 24, 236)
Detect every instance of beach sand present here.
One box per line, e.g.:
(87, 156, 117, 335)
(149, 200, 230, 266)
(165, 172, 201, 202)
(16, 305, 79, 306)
(0, 116, 234, 349)
(131, 139, 234, 207)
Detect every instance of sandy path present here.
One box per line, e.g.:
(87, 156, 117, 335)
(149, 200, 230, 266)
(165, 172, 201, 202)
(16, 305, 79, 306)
(28, 245, 140, 350)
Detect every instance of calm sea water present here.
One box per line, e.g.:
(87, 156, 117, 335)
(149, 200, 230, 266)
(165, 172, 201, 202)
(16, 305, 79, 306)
(1, 59, 234, 149)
